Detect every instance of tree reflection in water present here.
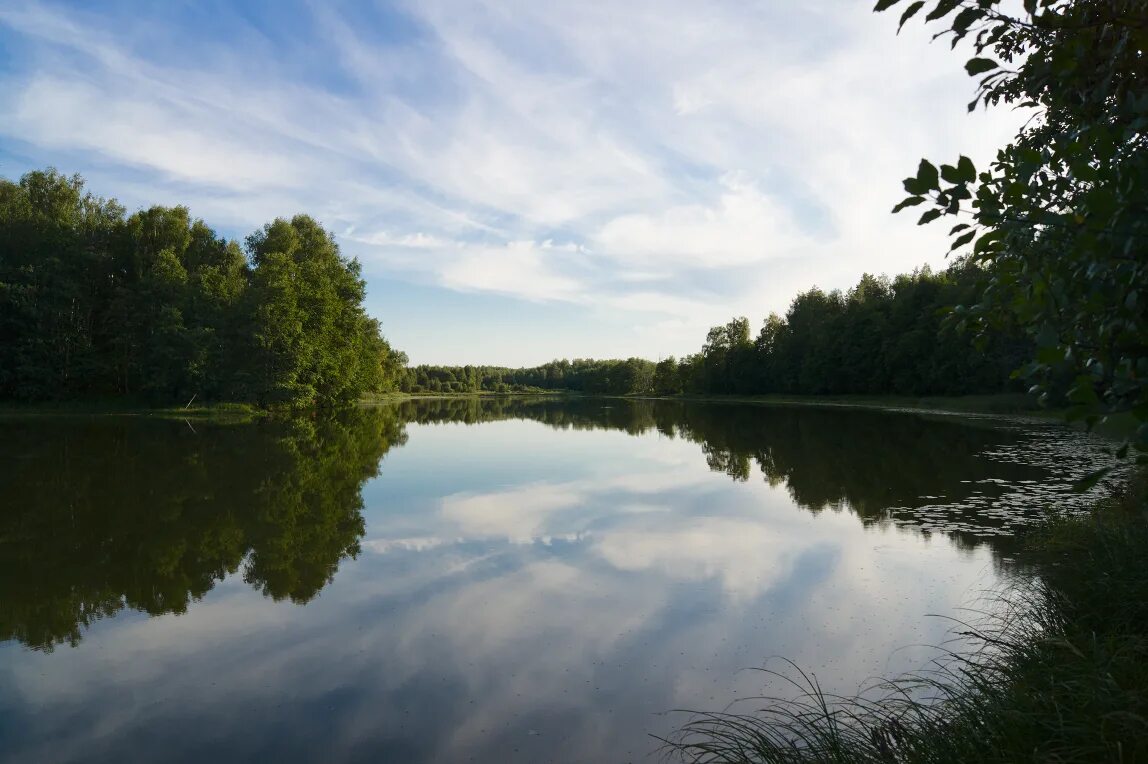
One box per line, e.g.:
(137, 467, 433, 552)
(0, 409, 406, 650)
(0, 398, 1049, 650)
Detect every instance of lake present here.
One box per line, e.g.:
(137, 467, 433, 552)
(0, 398, 1117, 763)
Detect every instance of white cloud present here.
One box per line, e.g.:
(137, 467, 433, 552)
(9, 76, 307, 191)
(0, 0, 1027, 360)
(596, 173, 807, 268)
(436, 240, 587, 301)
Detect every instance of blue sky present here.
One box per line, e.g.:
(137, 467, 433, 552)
(0, 0, 1018, 366)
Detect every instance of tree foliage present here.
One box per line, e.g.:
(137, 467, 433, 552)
(875, 0, 1148, 455)
(401, 265, 1023, 399)
(401, 357, 659, 396)
(0, 170, 405, 408)
(673, 264, 1027, 396)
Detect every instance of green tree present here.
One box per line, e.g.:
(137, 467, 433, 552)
(877, 0, 1148, 455)
(653, 357, 682, 395)
(0, 171, 402, 409)
(0, 170, 124, 398)
(244, 215, 386, 408)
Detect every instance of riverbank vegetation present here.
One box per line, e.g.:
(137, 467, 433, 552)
(0, 170, 406, 409)
(0, 399, 266, 422)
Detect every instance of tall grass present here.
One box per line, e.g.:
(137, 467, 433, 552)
(662, 488, 1148, 763)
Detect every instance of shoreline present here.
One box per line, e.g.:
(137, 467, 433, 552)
(368, 390, 1039, 412)
(0, 400, 266, 422)
(4, 392, 1133, 440)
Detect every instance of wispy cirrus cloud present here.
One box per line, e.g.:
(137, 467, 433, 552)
(0, 0, 1022, 363)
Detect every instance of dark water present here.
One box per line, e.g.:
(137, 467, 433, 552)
(0, 399, 1117, 763)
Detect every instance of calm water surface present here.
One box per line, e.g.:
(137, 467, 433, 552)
(0, 399, 1116, 763)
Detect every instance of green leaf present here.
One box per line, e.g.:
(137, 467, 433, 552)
(925, 0, 961, 22)
(1036, 322, 1060, 349)
(918, 209, 942, 225)
(873, 0, 902, 11)
(1068, 375, 1100, 404)
(973, 229, 1004, 253)
(940, 164, 961, 183)
(950, 230, 976, 250)
(957, 156, 976, 183)
(916, 159, 940, 191)
(1071, 466, 1111, 493)
(903, 176, 927, 195)
(892, 196, 927, 213)
(965, 58, 999, 76)
(952, 7, 981, 33)
(898, 1, 926, 30)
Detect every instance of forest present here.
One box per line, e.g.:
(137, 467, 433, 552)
(404, 263, 1028, 398)
(0, 169, 406, 408)
(0, 171, 1048, 408)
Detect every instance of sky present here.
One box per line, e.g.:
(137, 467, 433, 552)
(0, 0, 1021, 366)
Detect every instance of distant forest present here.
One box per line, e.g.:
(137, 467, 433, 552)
(2, 169, 1027, 407)
(0, 170, 406, 407)
(404, 264, 1029, 397)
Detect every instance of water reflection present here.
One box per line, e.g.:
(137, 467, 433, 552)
(0, 400, 1111, 653)
(388, 397, 1108, 539)
(0, 399, 1116, 764)
(0, 410, 405, 650)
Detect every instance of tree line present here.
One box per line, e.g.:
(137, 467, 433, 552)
(4, 170, 1029, 407)
(401, 357, 656, 395)
(405, 263, 1028, 398)
(0, 169, 406, 408)
(662, 263, 1028, 396)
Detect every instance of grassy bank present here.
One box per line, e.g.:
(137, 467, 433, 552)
(663, 482, 1148, 763)
(0, 399, 266, 422)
